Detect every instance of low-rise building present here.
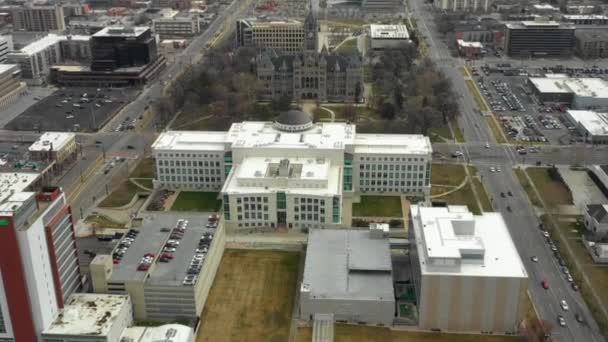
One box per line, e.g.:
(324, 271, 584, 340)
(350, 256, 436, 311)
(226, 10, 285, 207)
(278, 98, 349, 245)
(528, 76, 608, 110)
(300, 226, 394, 325)
(410, 205, 528, 334)
(0, 64, 26, 109)
(583, 204, 608, 238)
(453, 19, 505, 47)
(457, 40, 483, 59)
(153, 14, 200, 37)
(0, 35, 13, 63)
(369, 24, 410, 50)
(563, 14, 608, 25)
(41, 294, 132, 342)
(575, 30, 608, 59)
(120, 324, 195, 342)
(89, 215, 225, 322)
(28, 132, 78, 166)
(566, 110, 608, 144)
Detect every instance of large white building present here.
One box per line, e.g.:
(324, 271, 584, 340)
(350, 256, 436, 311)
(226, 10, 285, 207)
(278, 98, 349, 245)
(300, 227, 395, 325)
(410, 205, 528, 334)
(29, 132, 78, 165)
(152, 112, 432, 230)
(0, 35, 13, 63)
(369, 24, 410, 50)
(434, 0, 492, 12)
(584, 204, 608, 239)
(528, 76, 608, 110)
(236, 18, 305, 54)
(565, 110, 608, 144)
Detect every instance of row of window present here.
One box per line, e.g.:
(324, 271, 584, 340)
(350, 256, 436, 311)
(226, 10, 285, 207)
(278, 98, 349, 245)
(360, 180, 426, 187)
(157, 153, 222, 159)
(359, 172, 425, 179)
(158, 159, 221, 167)
(159, 175, 221, 183)
(158, 168, 221, 175)
(360, 164, 425, 171)
(358, 156, 426, 162)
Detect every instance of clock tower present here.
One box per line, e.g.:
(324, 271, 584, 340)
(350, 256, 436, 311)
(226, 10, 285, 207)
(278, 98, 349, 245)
(303, 4, 318, 53)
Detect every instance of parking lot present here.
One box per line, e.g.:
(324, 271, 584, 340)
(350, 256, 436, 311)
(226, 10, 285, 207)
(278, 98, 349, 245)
(6, 87, 137, 132)
(472, 64, 590, 145)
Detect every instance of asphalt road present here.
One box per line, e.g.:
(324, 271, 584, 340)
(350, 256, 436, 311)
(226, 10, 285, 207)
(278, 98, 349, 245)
(409, 1, 605, 341)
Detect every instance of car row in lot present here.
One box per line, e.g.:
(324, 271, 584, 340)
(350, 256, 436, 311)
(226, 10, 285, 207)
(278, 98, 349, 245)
(183, 232, 215, 286)
(137, 253, 155, 271)
(113, 229, 139, 264)
(164, 219, 188, 253)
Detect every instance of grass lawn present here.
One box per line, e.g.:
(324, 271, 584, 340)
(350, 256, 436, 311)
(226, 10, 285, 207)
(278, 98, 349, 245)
(98, 158, 154, 208)
(197, 249, 300, 342)
(435, 182, 482, 215)
(171, 191, 221, 212)
(295, 324, 522, 342)
(337, 38, 358, 53)
(472, 177, 493, 212)
(312, 107, 332, 121)
(465, 79, 489, 112)
(353, 195, 403, 217)
(84, 214, 125, 228)
(485, 116, 508, 144)
(428, 121, 466, 143)
(134, 178, 153, 189)
(514, 168, 542, 207)
(431, 163, 466, 187)
(525, 167, 573, 208)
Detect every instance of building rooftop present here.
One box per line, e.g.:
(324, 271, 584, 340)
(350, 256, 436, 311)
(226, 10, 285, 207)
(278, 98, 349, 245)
(529, 77, 608, 98)
(28, 132, 75, 152)
(93, 26, 149, 38)
(457, 39, 483, 48)
(370, 24, 410, 39)
(121, 324, 193, 342)
(586, 204, 608, 223)
(222, 157, 342, 196)
(0, 172, 38, 204)
(302, 229, 394, 301)
(152, 121, 432, 155)
(110, 213, 217, 286)
(0, 64, 18, 75)
(567, 110, 608, 137)
(506, 20, 573, 29)
(13, 34, 63, 56)
(43, 293, 130, 336)
(563, 14, 608, 20)
(411, 205, 528, 278)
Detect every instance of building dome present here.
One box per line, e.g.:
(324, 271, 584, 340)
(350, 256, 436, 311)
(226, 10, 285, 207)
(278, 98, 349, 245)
(274, 110, 314, 132)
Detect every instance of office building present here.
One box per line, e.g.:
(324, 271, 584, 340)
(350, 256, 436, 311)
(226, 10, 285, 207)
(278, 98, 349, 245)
(457, 40, 483, 59)
(91, 27, 157, 71)
(505, 20, 575, 57)
(453, 19, 505, 47)
(565, 110, 608, 144)
(410, 205, 528, 334)
(41, 294, 132, 342)
(528, 76, 608, 110)
(60, 35, 91, 62)
(563, 14, 608, 25)
(28, 132, 78, 166)
(0, 173, 81, 341)
(434, 0, 492, 12)
(6, 34, 63, 84)
(369, 24, 410, 50)
(300, 227, 395, 325)
(236, 18, 304, 54)
(153, 15, 200, 37)
(0, 64, 26, 109)
(12, 5, 66, 32)
(89, 215, 225, 321)
(256, 10, 363, 102)
(584, 204, 608, 239)
(575, 30, 608, 59)
(152, 115, 432, 230)
(0, 35, 13, 63)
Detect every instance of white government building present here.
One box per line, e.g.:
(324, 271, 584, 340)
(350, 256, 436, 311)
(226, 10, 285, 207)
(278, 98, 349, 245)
(152, 111, 432, 230)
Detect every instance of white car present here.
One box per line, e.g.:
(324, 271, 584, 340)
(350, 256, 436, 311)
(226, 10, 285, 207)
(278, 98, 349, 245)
(496, 167, 501, 172)
(490, 167, 496, 172)
(542, 231, 550, 238)
(485, 142, 490, 148)
(560, 300, 569, 311)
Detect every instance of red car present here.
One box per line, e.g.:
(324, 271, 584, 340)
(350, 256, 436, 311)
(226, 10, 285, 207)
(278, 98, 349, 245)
(137, 264, 149, 271)
(542, 280, 550, 289)
(144, 253, 155, 257)
(161, 253, 174, 259)
(113, 259, 121, 264)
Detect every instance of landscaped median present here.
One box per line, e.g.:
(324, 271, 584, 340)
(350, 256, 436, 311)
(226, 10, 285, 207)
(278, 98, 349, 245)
(464, 79, 490, 112)
(98, 158, 155, 208)
(516, 167, 608, 337)
(485, 116, 508, 144)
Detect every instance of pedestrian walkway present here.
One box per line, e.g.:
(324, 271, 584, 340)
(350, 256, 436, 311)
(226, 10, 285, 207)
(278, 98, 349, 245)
(312, 314, 334, 342)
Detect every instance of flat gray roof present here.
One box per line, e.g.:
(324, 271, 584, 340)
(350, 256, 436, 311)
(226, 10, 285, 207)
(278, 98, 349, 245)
(302, 229, 394, 301)
(110, 213, 216, 284)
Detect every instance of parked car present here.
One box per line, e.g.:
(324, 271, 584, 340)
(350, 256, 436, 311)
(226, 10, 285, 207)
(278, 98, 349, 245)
(542, 280, 549, 289)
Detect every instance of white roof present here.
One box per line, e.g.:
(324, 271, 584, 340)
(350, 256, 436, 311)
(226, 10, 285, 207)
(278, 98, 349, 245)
(43, 294, 130, 336)
(533, 4, 557, 10)
(521, 20, 561, 27)
(222, 157, 342, 196)
(567, 110, 608, 137)
(93, 26, 149, 37)
(457, 39, 483, 48)
(17, 34, 63, 56)
(0, 64, 18, 76)
(29, 132, 75, 152)
(529, 77, 608, 98)
(121, 324, 194, 342)
(0, 172, 39, 204)
(370, 24, 409, 39)
(302, 229, 394, 301)
(153, 121, 432, 156)
(411, 205, 527, 278)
